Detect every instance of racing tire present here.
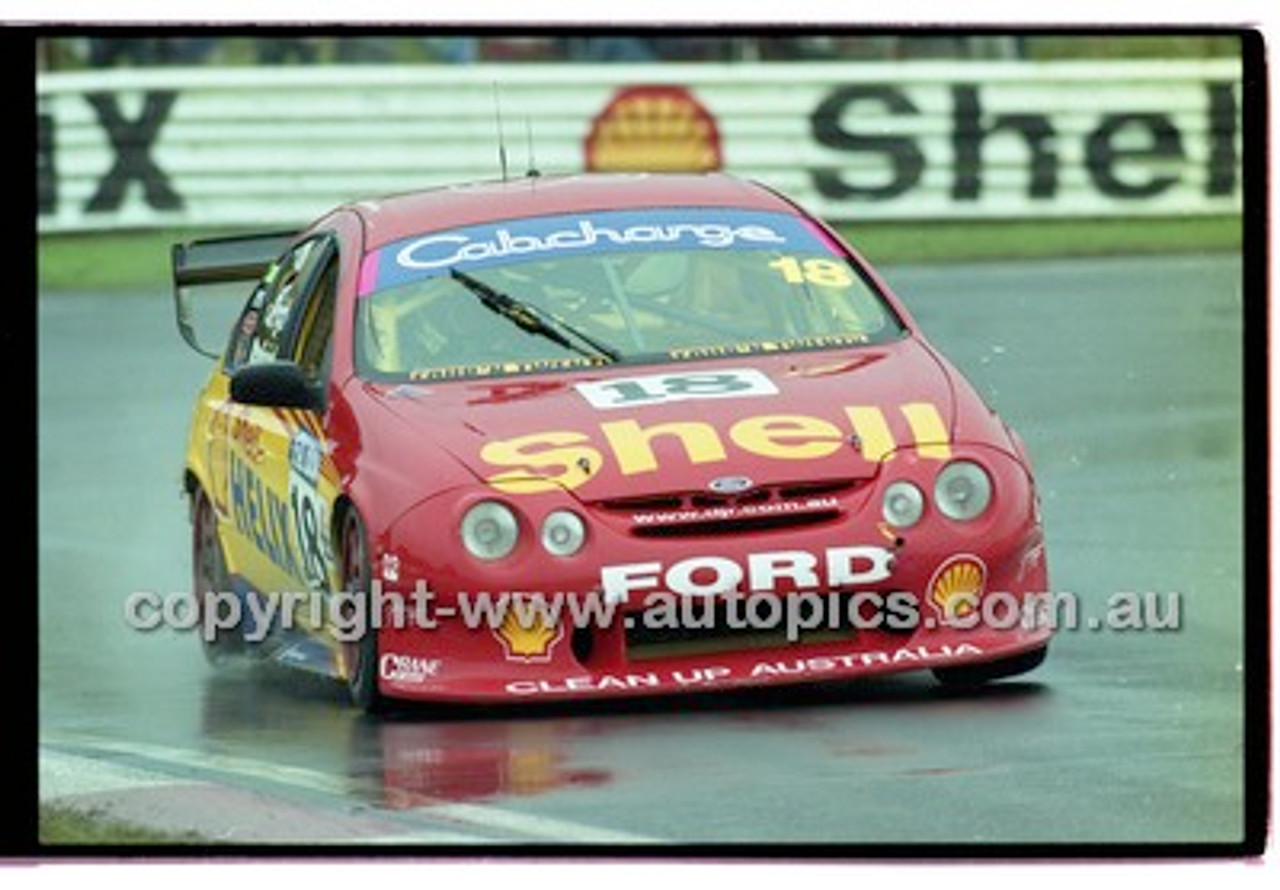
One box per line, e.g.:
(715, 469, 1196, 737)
(931, 645, 1048, 688)
(192, 487, 242, 665)
(339, 507, 385, 713)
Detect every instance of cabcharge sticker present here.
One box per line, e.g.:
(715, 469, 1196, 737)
(360, 209, 835, 295)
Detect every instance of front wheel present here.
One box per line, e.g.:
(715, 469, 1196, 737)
(931, 645, 1048, 688)
(192, 488, 242, 665)
(339, 507, 384, 712)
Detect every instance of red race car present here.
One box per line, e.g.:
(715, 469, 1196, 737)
(174, 172, 1052, 711)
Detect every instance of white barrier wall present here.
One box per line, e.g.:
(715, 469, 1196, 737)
(36, 60, 1242, 233)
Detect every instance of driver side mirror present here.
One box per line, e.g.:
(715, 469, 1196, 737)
(230, 361, 323, 413)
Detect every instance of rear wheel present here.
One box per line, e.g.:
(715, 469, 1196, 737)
(192, 488, 241, 665)
(339, 507, 384, 712)
(931, 645, 1048, 688)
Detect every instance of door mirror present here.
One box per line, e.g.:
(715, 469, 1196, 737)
(230, 361, 323, 413)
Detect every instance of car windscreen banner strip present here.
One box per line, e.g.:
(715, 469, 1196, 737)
(359, 209, 837, 296)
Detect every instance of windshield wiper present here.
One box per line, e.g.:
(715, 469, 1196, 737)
(449, 268, 620, 364)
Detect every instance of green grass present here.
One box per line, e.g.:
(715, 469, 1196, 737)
(39, 802, 216, 845)
(1023, 34, 1242, 60)
(842, 215, 1243, 267)
(38, 228, 199, 293)
(37, 216, 1242, 293)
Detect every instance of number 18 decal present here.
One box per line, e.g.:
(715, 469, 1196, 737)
(576, 369, 778, 410)
(768, 255, 854, 289)
(288, 429, 332, 590)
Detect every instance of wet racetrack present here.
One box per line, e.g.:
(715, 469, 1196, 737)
(37, 253, 1253, 848)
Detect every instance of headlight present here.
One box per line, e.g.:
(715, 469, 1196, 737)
(882, 481, 925, 528)
(540, 510, 586, 557)
(934, 461, 993, 521)
(461, 501, 520, 560)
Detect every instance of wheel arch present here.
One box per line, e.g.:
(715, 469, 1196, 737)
(330, 493, 359, 559)
(182, 466, 206, 521)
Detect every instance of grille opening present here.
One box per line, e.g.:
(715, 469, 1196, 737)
(631, 509, 843, 538)
(627, 626, 860, 662)
(570, 626, 595, 666)
(597, 480, 862, 515)
(777, 480, 859, 499)
(688, 488, 772, 509)
(594, 479, 865, 537)
(598, 494, 684, 512)
(624, 592, 885, 662)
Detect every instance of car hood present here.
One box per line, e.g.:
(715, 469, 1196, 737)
(367, 341, 960, 503)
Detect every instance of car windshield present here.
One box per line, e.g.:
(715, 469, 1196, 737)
(354, 207, 905, 382)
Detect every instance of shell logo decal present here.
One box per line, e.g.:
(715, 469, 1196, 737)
(585, 85, 723, 173)
(927, 554, 987, 622)
(493, 600, 565, 663)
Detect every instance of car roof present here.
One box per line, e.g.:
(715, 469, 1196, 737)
(344, 172, 802, 251)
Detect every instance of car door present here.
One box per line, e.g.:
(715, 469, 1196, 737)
(216, 235, 341, 604)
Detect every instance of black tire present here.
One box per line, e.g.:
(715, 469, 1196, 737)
(192, 488, 242, 665)
(931, 645, 1048, 688)
(339, 507, 384, 713)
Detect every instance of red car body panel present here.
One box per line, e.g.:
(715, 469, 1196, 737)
(183, 173, 1052, 706)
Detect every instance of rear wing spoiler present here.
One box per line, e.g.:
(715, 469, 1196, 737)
(172, 230, 298, 288)
(171, 230, 298, 357)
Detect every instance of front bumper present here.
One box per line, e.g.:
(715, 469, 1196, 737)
(364, 442, 1052, 702)
(369, 529, 1051, 703)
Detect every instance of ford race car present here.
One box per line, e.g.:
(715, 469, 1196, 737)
(175, 172, 1052, 711)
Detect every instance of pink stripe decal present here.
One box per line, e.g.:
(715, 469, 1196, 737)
(357, 251, 381, 297)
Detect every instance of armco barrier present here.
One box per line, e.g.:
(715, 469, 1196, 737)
(36, 59, 1242, 233)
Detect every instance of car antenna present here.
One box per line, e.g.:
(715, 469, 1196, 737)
(493, 82, 509, 182)
(525, 118, 541, 179)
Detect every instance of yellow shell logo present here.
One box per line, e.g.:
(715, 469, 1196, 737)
(493, 600, 564, 663)
(928, 555, 987, 621)
(585, 85, 723, 173)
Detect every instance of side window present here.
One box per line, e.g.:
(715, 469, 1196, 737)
(224, 237, 333, 372)
(292, 256, 338, 381)
(224, 284, 267, 371)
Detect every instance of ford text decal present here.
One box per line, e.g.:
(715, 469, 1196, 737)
(360, 209, 833, 295)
